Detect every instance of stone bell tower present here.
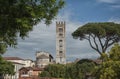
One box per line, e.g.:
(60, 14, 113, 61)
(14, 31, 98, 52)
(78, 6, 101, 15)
(56, 21, 66, 64)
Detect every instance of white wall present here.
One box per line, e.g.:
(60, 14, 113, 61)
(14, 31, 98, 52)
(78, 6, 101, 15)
(4, 63, 24, 79)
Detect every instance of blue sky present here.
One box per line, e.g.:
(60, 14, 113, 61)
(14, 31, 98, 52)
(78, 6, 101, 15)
(3, 0, 120, 61)
(64, 0, 120, 23)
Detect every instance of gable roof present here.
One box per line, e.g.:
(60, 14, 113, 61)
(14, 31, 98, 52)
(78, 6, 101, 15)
(37, 54, 49, 59)
(36, 51, 53, 59)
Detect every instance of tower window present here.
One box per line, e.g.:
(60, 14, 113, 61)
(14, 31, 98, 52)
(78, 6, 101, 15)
(59, 33, 63, 37)
(59, 40, 63, 42)
(59, 28, 63, 32)
(59, 51, 63, 53)
(60, 45, 62, 47)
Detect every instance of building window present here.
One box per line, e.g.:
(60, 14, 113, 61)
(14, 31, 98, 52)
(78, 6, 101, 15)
(22, 71, 27, 74)
(59, 28, 63, 32)
(60, 45, 62, 47)
(59, 51, 63, 53)
(59, 40, 63, 42)
(59, 33, 63, 37)
(22, 72, 25, 74)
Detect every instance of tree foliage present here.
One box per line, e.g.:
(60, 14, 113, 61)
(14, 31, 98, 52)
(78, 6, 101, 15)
(94, 43, 120, 79)
(0, 55, 14, 77)
(64, 63, 82, 79)
(40, 59, 96, 79)
(109, 43, 120, 61)
(72, 22, 120, 55)
(40, 64, 65, 78)
(76, 59, 96, 79)
(0, 0, 65, 54)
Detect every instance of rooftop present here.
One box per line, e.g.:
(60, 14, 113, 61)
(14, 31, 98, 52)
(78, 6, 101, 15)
(12, 62, 25, 65)
(3, 57, 24, 60)
(19, 67, 44, 71)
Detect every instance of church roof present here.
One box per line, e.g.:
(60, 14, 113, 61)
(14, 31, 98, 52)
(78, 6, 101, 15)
(37, 54, 49, 59)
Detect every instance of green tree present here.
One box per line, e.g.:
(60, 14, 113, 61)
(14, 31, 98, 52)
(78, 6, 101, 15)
(72, 22, 120, 55)
(94, 43, 120, 79)
(65, 59, 96, 79)
(0, 56, 14, 78)
(77, 59, 96, 79)
(95, 61, 120, 79)
(109, 43, 120, 61)
(40, 71, 50, 77)
(40, 60, 96, 79)
(39, 64, 65, 78)
(0, 0, 65, 54)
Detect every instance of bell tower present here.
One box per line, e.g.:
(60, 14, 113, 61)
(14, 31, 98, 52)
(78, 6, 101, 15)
(56, 21, 66, 64)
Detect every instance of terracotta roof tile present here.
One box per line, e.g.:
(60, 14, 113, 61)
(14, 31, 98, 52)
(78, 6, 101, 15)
(19, 67, 44, 71)
(32, 67, 44, 71)
(37, 55, 49, 59)
(3, 57, 24, 60)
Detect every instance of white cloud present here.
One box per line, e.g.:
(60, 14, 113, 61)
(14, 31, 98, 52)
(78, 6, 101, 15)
(97, 0, 120, 9)
(97, 0, 119, 3)
(111, 5, 120, 8)
(108, 17, 120, 24)
(18, 42, 37, 46)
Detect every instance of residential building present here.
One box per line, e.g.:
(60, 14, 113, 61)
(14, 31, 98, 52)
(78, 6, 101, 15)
(36, 51, 54, 68)
(4, 62, 24, 79)
(4, 57, 25, 65)
(19, 67, 43, 79)
(3, 57, 34, 79)
(24, 59, 35, 67)
(4, 57, 35, 67)
(56, 21, 66, 64)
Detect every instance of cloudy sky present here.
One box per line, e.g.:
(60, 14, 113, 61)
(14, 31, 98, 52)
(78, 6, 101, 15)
(3, 0, 120, 61)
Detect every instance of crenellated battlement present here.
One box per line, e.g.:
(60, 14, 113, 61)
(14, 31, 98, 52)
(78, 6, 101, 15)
(56, 21, 65, 25)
